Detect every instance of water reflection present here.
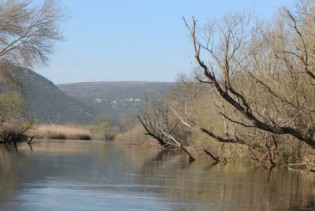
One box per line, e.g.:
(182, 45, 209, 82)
(0, 140, 314, 210)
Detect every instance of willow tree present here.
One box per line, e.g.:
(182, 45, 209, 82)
(0, 0, 64, 66)
(0, 0, 65, 145)
(184, 0, 315, 167)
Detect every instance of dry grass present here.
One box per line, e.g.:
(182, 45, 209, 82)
(33, 124, 91, 140)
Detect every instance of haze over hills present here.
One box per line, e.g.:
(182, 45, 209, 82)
(0, 65, 97, 124)
(58, 81, 174, 124)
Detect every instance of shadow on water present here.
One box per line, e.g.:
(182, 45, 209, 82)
(0, 141, 314, 210)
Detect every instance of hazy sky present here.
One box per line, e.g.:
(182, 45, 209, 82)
(35, 0, 295, 84)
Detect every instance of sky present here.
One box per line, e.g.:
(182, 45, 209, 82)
(34, 0, 296, 84)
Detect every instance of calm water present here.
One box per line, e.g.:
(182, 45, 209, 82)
(0, 140, 315, 211)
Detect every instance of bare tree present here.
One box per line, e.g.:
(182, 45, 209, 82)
(0, 0, 65, 67)
(169, 72, 245, 162)
(184, 3, 315, 148)
(178, 1, 315, 168)
(135, 1, 314, 167)
(138, 94, 196, 162)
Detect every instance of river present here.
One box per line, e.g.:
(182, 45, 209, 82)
(0, 140, 314, 210)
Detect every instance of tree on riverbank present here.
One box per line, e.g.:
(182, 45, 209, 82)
(138, 0, 315, 169)
(0, 0, 65, 146)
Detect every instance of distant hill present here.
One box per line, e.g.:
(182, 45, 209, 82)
(0, 65, 97, 124)
(0, 64, 174, 125)
(58, 81, 174, 124)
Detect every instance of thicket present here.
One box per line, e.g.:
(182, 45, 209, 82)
(138, 1, 315, 170)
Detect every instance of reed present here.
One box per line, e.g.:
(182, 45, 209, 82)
(33, 124, 91, 140)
